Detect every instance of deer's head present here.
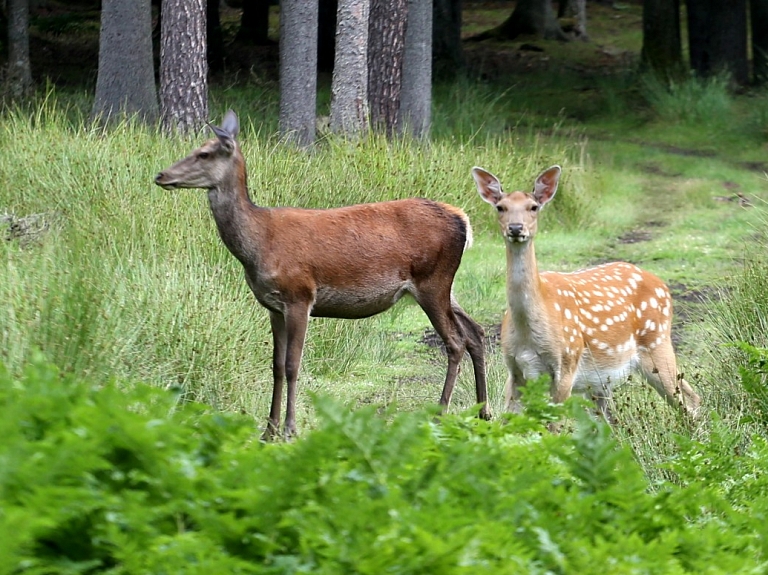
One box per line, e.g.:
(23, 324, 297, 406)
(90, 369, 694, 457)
(473, 165, 561, 243)
(154, 110, 241, 191)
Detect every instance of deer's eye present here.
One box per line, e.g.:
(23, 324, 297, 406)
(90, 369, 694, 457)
(198, 152, 210, 160)
(530, 204, 539, 212)
(496, 205, 506, 213)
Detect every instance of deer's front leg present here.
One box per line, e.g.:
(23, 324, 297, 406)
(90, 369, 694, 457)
(504, 361, 526, 413)
(263, 311, 287, 441)
(283, 304, 311, 440)
(551, 366, 576, 404)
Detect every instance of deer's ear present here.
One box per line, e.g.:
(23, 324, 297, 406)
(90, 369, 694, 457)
(208, 111, 239, 153)
(472, 167, 504, 205)
(533, 165, 561, 206)
(220, 110, 240, 139)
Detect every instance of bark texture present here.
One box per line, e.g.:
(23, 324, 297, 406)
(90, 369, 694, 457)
(433, 0, 464, 79)
(368, 0, 407, 137)
(687, 0, 748, 84)
(329, 0, 369, 136)
(399, 0, 431, 139)
(5, 0, 32, 99)
(641, 0, 683, 78)
(92, 0, 158, 123)
(160, 0, 208, 134)
(279, 0, 318, 147)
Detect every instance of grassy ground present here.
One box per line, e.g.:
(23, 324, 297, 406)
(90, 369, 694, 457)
(2, 2, 768, 467)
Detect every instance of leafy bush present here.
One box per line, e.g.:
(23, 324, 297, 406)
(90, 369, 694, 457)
(3, 357, 768, 573)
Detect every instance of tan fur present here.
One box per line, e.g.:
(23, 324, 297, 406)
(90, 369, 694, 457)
(474, 165, 700, 420)
(154, 111, 490, 439)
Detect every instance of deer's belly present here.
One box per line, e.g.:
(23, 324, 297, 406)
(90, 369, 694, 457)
(572, 348, 638, 394)
(311, 283, 412, 319)
(513, 347, 550, 382)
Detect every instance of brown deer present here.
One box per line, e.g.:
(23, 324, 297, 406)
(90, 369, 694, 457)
(153, 110, 490, 439)
(473, 165, 700, 421)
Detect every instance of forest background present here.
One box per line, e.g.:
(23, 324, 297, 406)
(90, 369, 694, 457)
(3, 0, 768, 572)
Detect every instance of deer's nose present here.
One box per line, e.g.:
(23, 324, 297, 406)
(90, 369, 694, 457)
(508, 223, 524, 236)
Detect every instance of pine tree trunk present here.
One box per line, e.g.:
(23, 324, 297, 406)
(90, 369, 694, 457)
(160, 0, 208, 134)
(641, 0, 683, 78)
(6, 0, 32, 99)
(368, 0, 407, 137)
(329, 0, 369, 136)
(92, 0, 158, 124)
(279, 0, 318, 147)
(496, 0, 568, 41)
(399, 0, 431, 139)
(687, 0, 748, 84)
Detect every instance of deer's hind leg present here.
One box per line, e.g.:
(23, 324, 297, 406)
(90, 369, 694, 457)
(412, 283, 468, 413)
(453, 304, 491, 419)
(638, 342, 701, 418)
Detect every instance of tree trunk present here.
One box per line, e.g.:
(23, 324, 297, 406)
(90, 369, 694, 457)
(641, 0, 683, 79)
(236, 0, 272, 45)
(561, 0, 587, 40)
(487, 0, 568, 42)
(433, 0, 464, 79)
(752, 0, 768, 83)
(92, 0, 158, 124)
(207, 0, 224, 73)
(399, 0, 431, 139)
(687, 0, 748, 84)
(329, 0, 369, 136)
(368, 0, 407, 137)
(279, 0, 318, 147)
(160, 0, 208, 134)
(5, 0, 32, 99)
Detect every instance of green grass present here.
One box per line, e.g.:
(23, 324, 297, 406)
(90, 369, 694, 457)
(4, 2, 768, 479)
(3, 68, 768, 439)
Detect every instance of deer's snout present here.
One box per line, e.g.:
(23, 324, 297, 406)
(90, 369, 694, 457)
(507, 223, 524, 237)
(154, 172, 176, 189)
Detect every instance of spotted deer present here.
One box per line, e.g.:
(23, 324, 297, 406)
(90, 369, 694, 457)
(153, 110, 490, 440)
(473, 165, 700, 420)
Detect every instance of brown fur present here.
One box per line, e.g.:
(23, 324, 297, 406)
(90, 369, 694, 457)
(154, 110, 490, 439)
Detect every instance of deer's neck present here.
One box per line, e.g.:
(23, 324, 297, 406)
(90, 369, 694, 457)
(505, 240, 547, 330)
(207, 155, 266, 266)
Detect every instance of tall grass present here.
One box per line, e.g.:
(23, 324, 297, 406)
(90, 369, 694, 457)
(640, 72, 733, 127)
(0, 92, 593, 428)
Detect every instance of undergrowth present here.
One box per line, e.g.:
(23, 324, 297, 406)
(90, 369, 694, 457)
(3, 358, 768, 573)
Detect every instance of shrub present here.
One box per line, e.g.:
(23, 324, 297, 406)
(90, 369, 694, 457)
(2, 357, 768, 573)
